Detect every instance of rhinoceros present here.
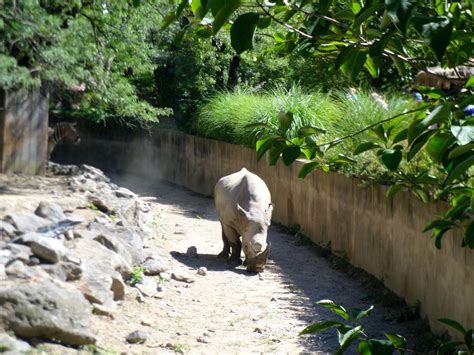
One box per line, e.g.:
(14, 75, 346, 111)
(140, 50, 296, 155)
(214, 168, 273, 273)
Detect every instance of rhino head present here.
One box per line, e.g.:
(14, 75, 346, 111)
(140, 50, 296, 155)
(237, 202, 273, 273)
(244, 243, 271, 273)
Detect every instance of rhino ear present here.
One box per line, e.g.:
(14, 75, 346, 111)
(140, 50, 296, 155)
(237, 203, 250, 219)
(266, 203, 274, 216)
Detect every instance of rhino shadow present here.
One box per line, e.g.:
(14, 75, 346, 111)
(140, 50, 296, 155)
(170, 250, 254, 276)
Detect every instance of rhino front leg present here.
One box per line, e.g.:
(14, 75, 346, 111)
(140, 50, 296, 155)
(217, 223, 231, 259)
(221, 224, 241, 265)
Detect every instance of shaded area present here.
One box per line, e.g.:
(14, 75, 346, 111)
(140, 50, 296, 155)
(110, 175, 433, 353)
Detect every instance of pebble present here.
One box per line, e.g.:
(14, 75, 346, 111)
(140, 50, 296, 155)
(172, 271, 195, 284)
(197, 336, 210, 344)
(126, 330, 148, 344)
(197, 267, 207, 276)
(186, 246, 198, 258)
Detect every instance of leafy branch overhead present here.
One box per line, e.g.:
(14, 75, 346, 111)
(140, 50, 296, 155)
(163, 0, 474, 250)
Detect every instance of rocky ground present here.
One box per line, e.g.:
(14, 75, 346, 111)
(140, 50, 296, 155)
(0, 165, 434, 354)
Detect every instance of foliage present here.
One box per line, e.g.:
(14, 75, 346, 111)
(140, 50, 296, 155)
(1, 0, 171, 128)
(163, 0, 474, 248)
(129, 266, 144, 286)
(300, 299, 474, 354)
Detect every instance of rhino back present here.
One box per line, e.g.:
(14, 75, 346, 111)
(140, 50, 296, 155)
(214, 168, 271, 224)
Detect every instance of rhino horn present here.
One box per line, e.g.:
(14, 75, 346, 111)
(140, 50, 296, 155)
(258, 243, 271, 261)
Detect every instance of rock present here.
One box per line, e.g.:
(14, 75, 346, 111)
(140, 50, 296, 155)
(93, 303, 116, 319)
(135, 276, 158, 297)
(186, 246, 198, 258)
(126, 330, 148, 344)
(80, 165, 110, 183)
(93, 234, 134, 267)
(197, 267, 208, 276)
(5, 260, 31, 279)
(71, 238, 132, 280)
(47, 162, 80, 175)
(0, 282, 96, 345)
(142, 256, 169, 276)
(4, 213, 49, 233)
(0, 249, 12, 265)
(0, 333, 32, 353)
(172, 271, 195, 284)
(80, 179, 97, 193)
(20, 233, 67, 263)
(87, 222, 145, 265)
(29, 256, 41, 266)
(34, 342, 81, 355)
(5, 243, 32, 263)
(78, 272, 114, 305)
(140, 317, 153, 326)
(36, 216, 85, 238)
(41, 261, 82, 282)
(88, 197, 111, 214)
(197, 336, 210, 344)
(159, 272, 171, 281)
(115, 187, 136, 199)
(35, 201, 66, 222)
(0, 264, 6, 280)
(111, 272, 126, 301)
(0, 220, 16, 237)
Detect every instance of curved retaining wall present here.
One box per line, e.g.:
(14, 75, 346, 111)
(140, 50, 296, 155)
(56, 128, 473, 338)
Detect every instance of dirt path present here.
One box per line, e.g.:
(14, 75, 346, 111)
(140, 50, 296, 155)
(89, 175, 422, 354)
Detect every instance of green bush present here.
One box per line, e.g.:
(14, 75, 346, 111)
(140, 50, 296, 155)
(194, 85, 423, 181)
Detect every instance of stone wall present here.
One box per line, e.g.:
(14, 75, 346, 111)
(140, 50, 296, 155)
(55, 128, 474, 337)
(0, 88, 49, 175)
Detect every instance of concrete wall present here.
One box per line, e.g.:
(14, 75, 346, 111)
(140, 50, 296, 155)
(56, 129, 474, 337)
(0, 88, 49, 174)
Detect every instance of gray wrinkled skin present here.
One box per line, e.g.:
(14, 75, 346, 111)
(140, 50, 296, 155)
(214, 168, 273, 272)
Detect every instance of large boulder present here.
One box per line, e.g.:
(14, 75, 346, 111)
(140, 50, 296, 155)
(0, 281, 96, 346)
(34, 201, 66, 222)
(19, 233, 67, 263)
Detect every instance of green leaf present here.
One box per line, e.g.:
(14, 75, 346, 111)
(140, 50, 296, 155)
(438, 318, 467, 335)
(386, 184, 404, 198)
(267, 144, 285, 166)
(372, 124, 387, 143)
(437, 341, 465, 354)
(367, 339, 395, 355)
(434, 227, 450, 248)
(282, 146, 301, 166)
(407, 130, 435, 161)
(448, 143, 474, 160)
(230, 13, 260, 54)
(297, 126, 326, 138)
(412, 186, 430, 203)
(364, 55, 380, 78)
(298, 161, 320, 179)
(354, 142, 382, 155)
(385, 0, 417, 35)
(133, 0, 141, 7)
(212, 0, 241, 34)
(381, 149, 402, 171)
(333, 154, 357, 164)
(423, 219, 455, 233)
(369, 29, 395, 57)
(278, 111, 294, 133)
(335, 46, 355, 70)
(358, 340, 371, 355)
(465, 329, 473, 348)
(353, 305, 374, 321)
(391, 56, 406, 76)
(299, 321, 344, 335)
(256, 136, 281, 160)
(466, 76, 474, 88)
(337, 326, 363, 353)
(392, 128, 408, 143)
(426, 132, 456, 163)
(257, 16, 271, 29)
(192, 0, 205, 18)
(385, 333, 406, 349)
(444, 154, 474, 186)
(316, 300, 350, 320)
(244, 122, 272, 130)
(464, 222, 474, 248)
(408, 105, 450, 144)
(451, 126, 474, 145)
(412, 16, 453, 61)
(340, 49, 368, 81)
(195, 25, 213, 38)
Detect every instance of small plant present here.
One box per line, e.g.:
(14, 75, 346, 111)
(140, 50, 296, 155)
(88, 203, 99, 211)
(301, 299, 474, 354)
(129, 266, 144, 286)
(300, 299, 407, 354)
(173, 343, 189, 353)
(158, 276, 169, 285)
(437, 319, 474, 354)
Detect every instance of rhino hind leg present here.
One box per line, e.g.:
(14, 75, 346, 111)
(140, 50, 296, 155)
(217, 225, 231, 259)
